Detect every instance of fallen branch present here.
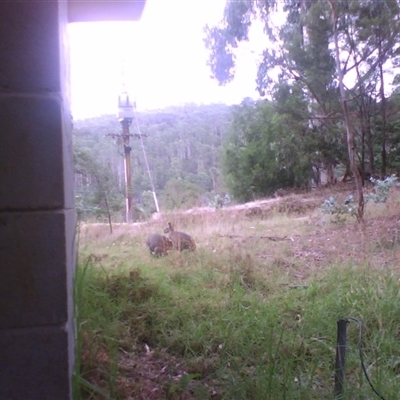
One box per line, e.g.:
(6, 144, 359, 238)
(218, 234, 292, 241)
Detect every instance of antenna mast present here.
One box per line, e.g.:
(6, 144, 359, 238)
(106, 60, 159, 222)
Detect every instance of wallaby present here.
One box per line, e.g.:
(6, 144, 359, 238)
(146, 233, 173, 257)
(164, 222, 196, 251)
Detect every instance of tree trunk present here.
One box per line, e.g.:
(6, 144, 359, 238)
(366, 95, 375, 174)
(360, 102, 366, 186)
(330, 1, 364, 222)
(209, 167, 219, 193)
(94, 174, 113, 234)
(378, 33, 387, 178)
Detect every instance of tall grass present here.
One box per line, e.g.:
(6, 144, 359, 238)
(74, 254, 400, 399)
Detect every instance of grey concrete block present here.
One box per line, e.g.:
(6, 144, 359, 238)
(0, 326, 73, 400)
(0, 96, 69, 210)
(0, 3, 62, 93)
(61, 108, 76, 211)
(0, 211, 76, 329)
(65, 208, 77, 324)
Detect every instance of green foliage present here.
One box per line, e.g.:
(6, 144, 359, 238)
(186, 171, 213, 192)
(203, 24, 236, 85)
(141, 190, 158, 216)
(160, 178, 204, 210)
(222, 99, 313, 202)
(365, 174, 400, 203)
(321, 174, 400, 222)
(320, 195, 357, 223)
(209, 193, 231, 209)
(272, 80, 345, 170)
(204, 1, 277, 86)
(74, 145, 124, 222)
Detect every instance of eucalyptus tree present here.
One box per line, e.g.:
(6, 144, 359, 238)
(205, 0, 400, 220)
(328, 0, 400, 220)
(204, 0, 342, 172)
(353, 0, 400, 176)
(328, 0, 366, 221)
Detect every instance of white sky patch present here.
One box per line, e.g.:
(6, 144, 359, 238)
(68, 0, 267, 120)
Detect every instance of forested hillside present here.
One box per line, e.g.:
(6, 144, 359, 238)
(73, 103, 233, 220)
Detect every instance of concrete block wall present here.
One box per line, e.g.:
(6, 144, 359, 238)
(0, 2, 76, 399)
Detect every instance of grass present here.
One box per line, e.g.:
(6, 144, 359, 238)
(73, 189, 400, 399)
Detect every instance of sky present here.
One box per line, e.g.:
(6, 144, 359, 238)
(68, 0, 266, 120)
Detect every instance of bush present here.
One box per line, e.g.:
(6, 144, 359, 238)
(321, 175, 400, 222)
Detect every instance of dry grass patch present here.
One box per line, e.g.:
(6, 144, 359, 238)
(78, 188, 400, 287)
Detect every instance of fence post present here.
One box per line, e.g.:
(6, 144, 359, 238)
(334, 319, 348, 399)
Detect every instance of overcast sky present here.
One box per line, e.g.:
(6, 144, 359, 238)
(68, 0, 265, 120)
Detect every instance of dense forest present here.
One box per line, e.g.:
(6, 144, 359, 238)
(74, 0, 400, 222)
(73, 103, 233, 221)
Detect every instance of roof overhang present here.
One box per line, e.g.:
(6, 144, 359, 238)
(68, 0, 146, 23)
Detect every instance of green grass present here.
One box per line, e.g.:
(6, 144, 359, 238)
(73, 251, 400, 399)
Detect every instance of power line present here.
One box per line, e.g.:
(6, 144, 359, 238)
(133, 106, 160, 213)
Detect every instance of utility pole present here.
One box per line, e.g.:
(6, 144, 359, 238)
(118, 90, 134, 223)
(106, 89, 141, 223)
(107, 55, 154, 222)
(120, 116, 133, 224)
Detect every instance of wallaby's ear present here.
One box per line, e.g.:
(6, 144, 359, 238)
(168, 222, 173, 230)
